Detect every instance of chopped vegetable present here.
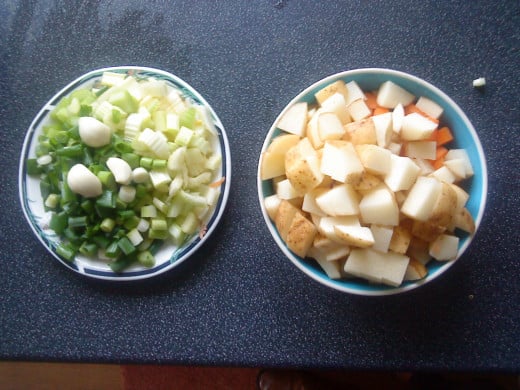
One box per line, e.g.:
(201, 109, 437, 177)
(28, 71, 222, 271)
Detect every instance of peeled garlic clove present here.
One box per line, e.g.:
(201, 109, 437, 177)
(106, 157, 132, 185)
(78, 117, 112, 147)
(67, 164, 102, 198)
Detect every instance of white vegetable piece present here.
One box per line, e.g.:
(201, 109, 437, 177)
(472, 77, 486, 88)
(406, 141, 436, 160)
(401, 176, 442, 221)
(106, 157, 132, 185)
(415, 96, 444, 119)
(67, 163, 102, 198)
(320, 93, 351, 124)
(401, 113, 438, 141)
(277, 102, 308, 136)
(317, 112, 345, 141)
(276, 179, 300, 199)
(344, 248, 409, 287)
(78, 117, 112, 147)
(315, 184, 359, 216)
(359, 185, 399, 226)
(376, 81, 415, 108)
(119, 185, 136, 203)
(372, 112, 393, 147)
(370, 225, 394, 253)
(345, 81, 366, 106)
(318, 216, 360, 242)
(445, 149, 474, 177)
(347, 99, 371, 122)
(264, 194, 282, 220)
(384, 154, 421, 192)
(132, 167, 149, 183)
(429, 234, 459, 261)
(320, 141, 364, 183)
(392, 103, 405, 133)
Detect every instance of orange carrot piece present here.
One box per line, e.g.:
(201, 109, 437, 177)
(209, 176, 226, 188)
(432, 156, 445, 170)
(436, 126, 454, 146)
(435, 146, 449, 160)
(373, 107, 390, 116)
(365, 92, 378, 109)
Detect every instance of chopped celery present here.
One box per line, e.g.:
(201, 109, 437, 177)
(27, 70, 222, 272)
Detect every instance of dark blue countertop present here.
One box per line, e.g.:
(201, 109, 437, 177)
(1, 1, 519, 371)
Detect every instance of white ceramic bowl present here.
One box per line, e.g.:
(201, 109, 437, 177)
(19, 66, 231, 281)
(257, 68, 487, 296)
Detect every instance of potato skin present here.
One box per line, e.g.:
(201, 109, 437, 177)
(286, 212, 317, 258)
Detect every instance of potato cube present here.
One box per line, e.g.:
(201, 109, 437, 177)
(347, 99, 371, 122)
(315, 80, 349, 105)
(315, 184, 359, 216)
(429, 234, 459, 261)
(344, 119, 377, 145)
(384, 154, 421, 192)
(355, 144, 392, 175)
(320, 140, 364, 184)
(359, 185, 399, 226)
(376, 81, 415, 109)
(277, 102, 308, 137)
(334, 225, 375, 248)
(388, 225, 412, 254)
(274, 200, 300, 241)
(401, 176, 442, 221)
(286, 212, 317, 258)
(370, 225, 394, 253)
(320, 92, 351, 124)
(401, 113, 438, 141)
(344, 248, 410, 287)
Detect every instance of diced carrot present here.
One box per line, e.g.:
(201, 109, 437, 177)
(436, 126, 454, 146)
(435, 146, 449, 160)
(404, 104, 440, 124)
(365, 92, 378, 109)
(432, 156, 445, 170)
(209, 176, 226, 188)
(427, 129, 438, 142)
(373, 107, 390, 116)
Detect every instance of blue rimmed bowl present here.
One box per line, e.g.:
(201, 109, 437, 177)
(257, 68, 487, 296)
(19, 66, 231, 281)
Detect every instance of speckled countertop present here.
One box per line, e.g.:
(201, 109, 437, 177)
(1, 1, 519, 371)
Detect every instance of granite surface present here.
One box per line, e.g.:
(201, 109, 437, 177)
(1, 0, 519, 371)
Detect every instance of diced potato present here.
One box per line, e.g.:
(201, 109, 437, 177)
(344, 119, 377, 145)
(450, 207, 476, 234)
(384, 154, 421, 192)
(445, 149, 474, 177)
(370, 225, 394, 253)
(411, 219, 446, 242)
(318, 216, 360, 242)
(359, 185, 399, 226)
(318, 112, 345, 141)
(347, 99, 371, 122)
(353, 172, 382, 192)
(276, 178, 300, 200)
(428, 182, 458, 228)
(401, 176, 442, 221)
(320, 140, 364, 184)
(334, 225, 375, 248)
(274, 200, 300, 241)
(320, 92, 351, 124)
(377, 81, 415, 109)
(430, 166, 456, 184)
(388, 225, 412, 254)
(372, 112, 393, 148)
(444, 158, 467, 180)
(401, 113, 438, 141)
(345, 81, 366, 106)
(355, 144, 391, 175)
(277, 102, 308, 136)
(315, 80, 349, 105)
(392, 103, 405, 133)
(301, 187, 327, 216)
(315, 184, 359, 216)
(415, 96, 443, 119)
(344, 248, 410, 287)
(286, 212, 317, 258)
(404, 258, 428, 281)
(405, 141, 436, 160)
(407, 237, 432, 265)
(261, 134, 300, 180)
(429, 234, 459, 261)
(264, 194, 281, 220)
(285, 138, 323, 194)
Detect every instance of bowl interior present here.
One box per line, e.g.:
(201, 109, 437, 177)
(258, 68, 487, 295)
(20, 66, 231, 281)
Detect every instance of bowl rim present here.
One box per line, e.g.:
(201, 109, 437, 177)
(257, 67, 488, 296)
(19, 65, 232, 281)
